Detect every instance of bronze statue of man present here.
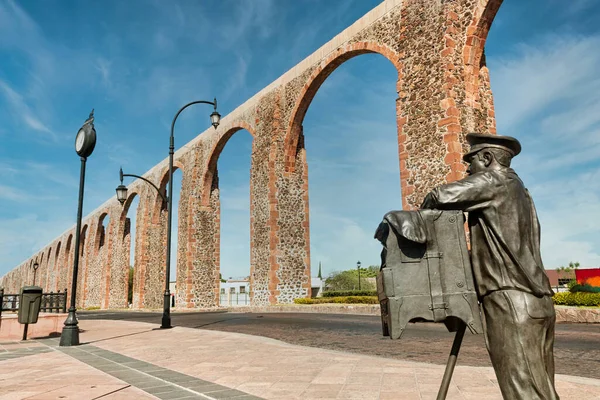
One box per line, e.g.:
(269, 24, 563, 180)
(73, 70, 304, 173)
(421, 133, 558, 400)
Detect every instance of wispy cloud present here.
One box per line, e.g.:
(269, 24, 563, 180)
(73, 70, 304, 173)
(490, 32, 600, 269)
(0, 212, 74, 270)
(94, 58, 112, 88)
(0, 184, 29, 201)
(0, 79, 57, 140)
(217, 0, 276, 46)
(493, 34, 600, 131)
(221, 54, 249, 104)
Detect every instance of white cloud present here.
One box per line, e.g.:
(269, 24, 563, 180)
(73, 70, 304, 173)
(490, 33, 600, 269)
(0, 184, 30, 201)
(529, 167, 600, 268)
(0, 212, 74, 272)
(0, 79, 57, 140)
(217, 0, 276, 46)
(94, 58, 112, 88)
(492, 35, 600, 131)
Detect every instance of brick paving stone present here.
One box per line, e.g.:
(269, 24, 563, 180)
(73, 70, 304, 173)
(2, 318, 600, 400)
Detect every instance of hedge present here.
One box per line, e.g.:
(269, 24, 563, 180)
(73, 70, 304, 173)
(553, 292, 600, 307)
(294, 296, 379, 305)
(294, 293, 600, 307)
(322, 290, 378, 298)
(569, 284, 600, 293)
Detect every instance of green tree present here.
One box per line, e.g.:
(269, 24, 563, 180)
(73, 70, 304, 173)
(325, 267, 377, 291)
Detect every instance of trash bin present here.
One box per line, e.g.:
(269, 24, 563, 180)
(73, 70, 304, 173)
(18, 286, 43, 324)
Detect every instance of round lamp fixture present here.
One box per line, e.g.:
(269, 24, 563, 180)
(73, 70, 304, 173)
(210, 111, 221, 129)
(210, 98, 221, 129)
(116, 184, 128, 205)
(75, 110, 97, 158)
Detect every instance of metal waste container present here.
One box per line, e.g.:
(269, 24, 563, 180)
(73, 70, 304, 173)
(18, 286, 43, 324)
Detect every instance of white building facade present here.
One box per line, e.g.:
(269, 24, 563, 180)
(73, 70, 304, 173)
(219, 278, 250, 306)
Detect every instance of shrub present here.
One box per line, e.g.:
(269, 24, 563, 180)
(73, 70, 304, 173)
(322, 290, 377, 298)
(293, 296, 378, 305)
(569, 283, 600, 293)
(553, 292, 600, 307)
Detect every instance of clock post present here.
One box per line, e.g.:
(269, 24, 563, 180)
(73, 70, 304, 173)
(60, 110, 96, 347)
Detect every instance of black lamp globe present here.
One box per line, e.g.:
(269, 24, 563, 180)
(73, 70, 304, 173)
(116, 184, 128, 205)
(210, 111, 221, 128)
(210, 98, 221, 128)
(75, 110, 97, 158)
(115, 167, 129, 205)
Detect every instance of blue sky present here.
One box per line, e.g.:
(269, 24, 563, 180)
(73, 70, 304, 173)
(1, 0, 599, 282)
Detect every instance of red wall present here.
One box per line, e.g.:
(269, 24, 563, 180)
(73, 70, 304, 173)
(575, 269, 600, 287)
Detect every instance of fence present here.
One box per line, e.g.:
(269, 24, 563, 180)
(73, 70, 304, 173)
(0, 288, 68, 320)
(219, 292, 250, 307)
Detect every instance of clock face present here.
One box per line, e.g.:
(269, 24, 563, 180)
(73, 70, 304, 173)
(75, 129, 86, 152)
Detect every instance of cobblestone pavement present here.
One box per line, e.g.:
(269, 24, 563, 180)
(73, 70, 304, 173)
(80, 311, 600, 380)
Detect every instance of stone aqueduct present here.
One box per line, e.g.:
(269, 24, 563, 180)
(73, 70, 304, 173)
(1, 0, 502, 308)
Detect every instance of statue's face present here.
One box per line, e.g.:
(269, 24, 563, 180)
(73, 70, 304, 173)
(466, 151, 487, 175)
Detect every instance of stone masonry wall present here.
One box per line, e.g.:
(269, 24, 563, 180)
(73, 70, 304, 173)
(1, 0, 502, 308)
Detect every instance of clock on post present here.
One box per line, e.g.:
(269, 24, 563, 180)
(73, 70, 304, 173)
(60, 108, 97, 347)
(74, 109, 96, 158)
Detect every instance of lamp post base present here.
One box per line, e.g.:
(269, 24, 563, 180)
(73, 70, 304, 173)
(161, 293, 172, 329)
(59, 307, 80, 346)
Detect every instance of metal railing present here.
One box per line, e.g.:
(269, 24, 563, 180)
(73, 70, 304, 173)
(0, 288, 68, 320)
(219, 292, 250, 307)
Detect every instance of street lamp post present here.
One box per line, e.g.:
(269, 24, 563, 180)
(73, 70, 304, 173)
(116, 168, 168, 206)
(357, 261, 362, 291)
(32, 261, 39, 286)
(116, 100, 220, 329)
(60, 110, 97, 347)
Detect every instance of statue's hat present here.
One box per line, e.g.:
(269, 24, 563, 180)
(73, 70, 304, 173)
(462, 133, 521, 162)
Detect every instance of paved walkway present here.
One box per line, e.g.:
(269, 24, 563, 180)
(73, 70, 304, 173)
(1, 319, 600, 399)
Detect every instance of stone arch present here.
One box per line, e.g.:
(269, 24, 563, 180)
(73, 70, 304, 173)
(76, 224, 88, 307)
(201, 122, 256, 207)
(284, 41, 401, 173)
(63, 234, 73, 292)
(464, 0, 503, 69)
(138, 160, 185, 309)
(460, 0, 503, 134)
(113, 190, 140, 308)
(53, 241, 62, 291)
(27, 259, 33, 285)
(153, 161, 185, 217)
(94, 212, 110, 254)
(42, 247, 52, 291)
(119, 190, 141, 227)
(196, 122, 256, 307)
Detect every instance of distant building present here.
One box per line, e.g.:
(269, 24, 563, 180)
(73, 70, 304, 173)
(311, 277, 324, 298)
(169, 281, 176, 306)
(219, 277, 250, 306)
(544, 269, 575, 292)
